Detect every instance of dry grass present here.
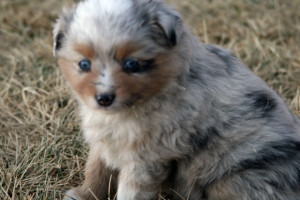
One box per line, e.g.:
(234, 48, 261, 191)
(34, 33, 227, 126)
(0, 0, 299, 199)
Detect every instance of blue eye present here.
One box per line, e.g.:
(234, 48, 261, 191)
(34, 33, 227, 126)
(79, 59, 91, 72)
(124, 58, 140, 73)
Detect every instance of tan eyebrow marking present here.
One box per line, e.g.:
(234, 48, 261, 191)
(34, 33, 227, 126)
(74, 44, 95, 59)
(116, 42, 142, 61)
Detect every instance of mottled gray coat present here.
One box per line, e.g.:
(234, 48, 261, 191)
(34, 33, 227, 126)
(53, 0, 300, 199)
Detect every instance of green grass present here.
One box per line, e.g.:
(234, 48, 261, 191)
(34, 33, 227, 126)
(0, 0, 299, 199)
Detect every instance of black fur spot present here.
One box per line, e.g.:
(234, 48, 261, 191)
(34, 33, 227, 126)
(253, 93, 276, 111)
(297, 168, 300, 183)
(246, 91, 277, 118)
(237, 140, 300, 171)
(190, 127, 220, 151)
(55, 32, 64, 51)
(190, 132, 209, 151)
(207, 127, 220, 137)
(168, 29, 177, 46)
(207, 45, 236, 74)
(188, 67, 200, 80)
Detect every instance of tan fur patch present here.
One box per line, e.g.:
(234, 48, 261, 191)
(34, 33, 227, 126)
(73, 145, 119, 199)
(115, 42, 142, 61)
(59, 58, 98, 106)
(113, 52, 178, 107)
(74, 44, 96, 59)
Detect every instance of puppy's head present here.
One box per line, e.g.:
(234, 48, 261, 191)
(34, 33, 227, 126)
(53, 0, 184, 111)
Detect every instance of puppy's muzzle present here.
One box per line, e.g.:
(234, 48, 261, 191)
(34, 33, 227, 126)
(96, 93, 115, 107)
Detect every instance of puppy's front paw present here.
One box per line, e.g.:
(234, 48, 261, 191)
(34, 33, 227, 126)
(64, 189, 79, 200)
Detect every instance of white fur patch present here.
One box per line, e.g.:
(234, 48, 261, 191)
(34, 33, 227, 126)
(97, 67, 115, 93)
(117, 183, 137, 200)
(69, 0, 134, 52)
(88, 0, 133, 14)
(81, 105, 141, 142)
(80, 105, 143, 168)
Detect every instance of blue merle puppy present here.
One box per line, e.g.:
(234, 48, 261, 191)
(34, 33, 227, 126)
(53, 0, 300, 199)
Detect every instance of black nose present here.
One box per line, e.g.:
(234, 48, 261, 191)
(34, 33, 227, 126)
(96, 93, 115, 107)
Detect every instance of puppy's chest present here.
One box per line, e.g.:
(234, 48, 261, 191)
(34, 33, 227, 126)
(98, 141, 136, 169)
(83, 115, 151, 168)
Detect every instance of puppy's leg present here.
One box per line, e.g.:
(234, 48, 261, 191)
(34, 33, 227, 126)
(205, 172, 291, 200)
(117, 162, 171, 200)
(171, 162, 204, 200)
(65, 146, 118, 200)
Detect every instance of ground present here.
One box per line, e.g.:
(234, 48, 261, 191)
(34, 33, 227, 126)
(0, 0, 299, 199)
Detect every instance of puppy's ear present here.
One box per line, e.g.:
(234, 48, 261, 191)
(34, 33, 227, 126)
(53, 7, 75, 56)
(154, 9, 183, 47)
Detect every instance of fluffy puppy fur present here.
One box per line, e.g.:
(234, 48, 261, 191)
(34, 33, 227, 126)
(53, 0, 300, 199)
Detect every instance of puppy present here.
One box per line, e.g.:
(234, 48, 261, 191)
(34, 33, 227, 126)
(53, 0, 300, 199)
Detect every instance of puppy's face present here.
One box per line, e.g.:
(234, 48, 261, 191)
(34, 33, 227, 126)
(54, 0, 183, 111)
